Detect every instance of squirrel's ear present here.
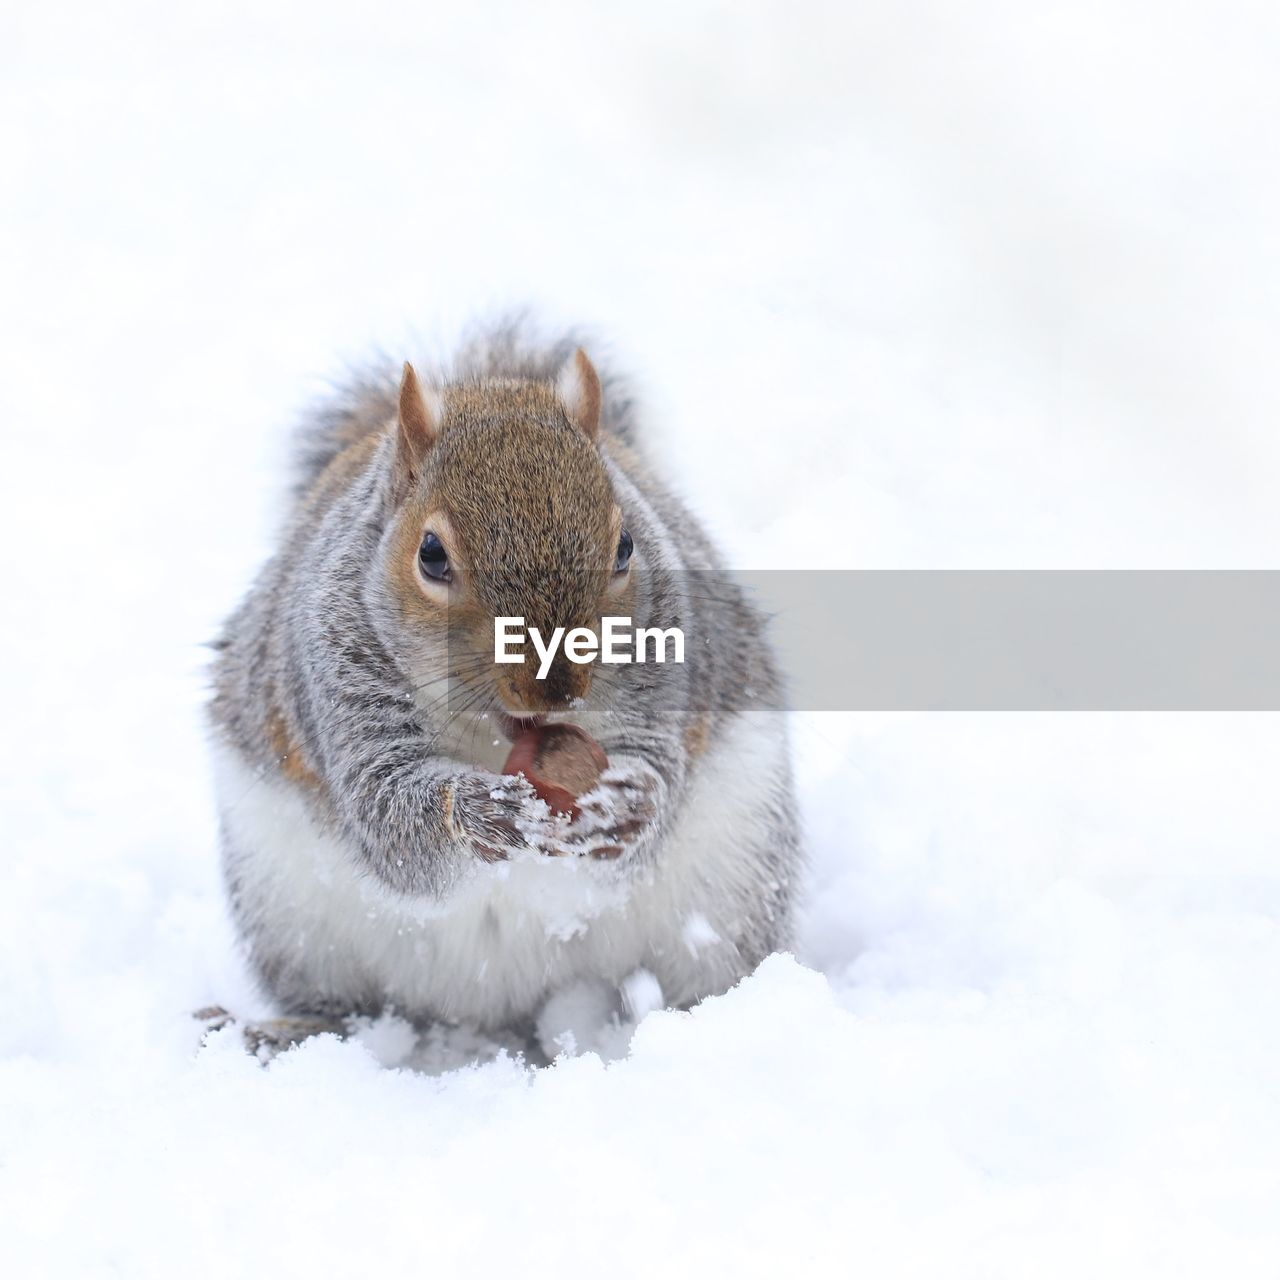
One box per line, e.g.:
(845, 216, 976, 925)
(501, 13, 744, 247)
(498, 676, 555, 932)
(396, 362, 441, 484)
(556, 348, 602, 442)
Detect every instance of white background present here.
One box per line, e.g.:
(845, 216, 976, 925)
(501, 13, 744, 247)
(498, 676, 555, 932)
(2, 3, 1279, 1276)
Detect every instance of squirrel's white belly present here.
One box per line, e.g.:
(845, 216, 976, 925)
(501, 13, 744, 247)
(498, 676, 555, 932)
(213, 712, 785, 1028)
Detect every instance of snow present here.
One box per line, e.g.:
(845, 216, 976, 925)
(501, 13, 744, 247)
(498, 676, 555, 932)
(3, 1, 1280, 1275)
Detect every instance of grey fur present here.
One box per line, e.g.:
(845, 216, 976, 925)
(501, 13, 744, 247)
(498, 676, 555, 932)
(209, 320, 802, 1030)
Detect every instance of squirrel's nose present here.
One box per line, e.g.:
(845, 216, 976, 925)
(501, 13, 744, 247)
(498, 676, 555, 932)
(542, 657, 592, 708)
(500, 662, 592, 715)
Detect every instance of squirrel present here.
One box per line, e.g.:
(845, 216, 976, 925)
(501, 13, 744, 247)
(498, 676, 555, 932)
(207, 321, 802, 1051)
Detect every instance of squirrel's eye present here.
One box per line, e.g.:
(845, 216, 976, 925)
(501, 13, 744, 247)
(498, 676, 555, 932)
(418, 531, 451, 583)
(614, 528, 634, 574)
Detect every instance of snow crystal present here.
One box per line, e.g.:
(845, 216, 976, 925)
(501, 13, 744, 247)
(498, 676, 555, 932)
(682, 912, 723, 956)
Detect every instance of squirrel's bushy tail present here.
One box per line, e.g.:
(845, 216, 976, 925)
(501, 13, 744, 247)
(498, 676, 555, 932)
(290, 370, 398, 499)
(289, 315, 638, 498)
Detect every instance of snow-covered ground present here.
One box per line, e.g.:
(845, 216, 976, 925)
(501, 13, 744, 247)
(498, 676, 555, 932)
(4, 2, 1280, 1275)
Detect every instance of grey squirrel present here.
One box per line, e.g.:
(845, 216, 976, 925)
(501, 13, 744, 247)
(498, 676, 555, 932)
(208, 322, 801, 1051)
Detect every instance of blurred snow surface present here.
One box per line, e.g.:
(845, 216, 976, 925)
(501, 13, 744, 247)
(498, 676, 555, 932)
(2, 2, 1280, 1276)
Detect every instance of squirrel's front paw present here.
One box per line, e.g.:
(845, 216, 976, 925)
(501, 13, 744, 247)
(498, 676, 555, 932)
(553, 760, 663, 861)
(445, 771, 568, 862)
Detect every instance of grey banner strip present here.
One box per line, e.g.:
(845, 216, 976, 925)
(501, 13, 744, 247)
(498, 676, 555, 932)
(738, 571, 1280, 710)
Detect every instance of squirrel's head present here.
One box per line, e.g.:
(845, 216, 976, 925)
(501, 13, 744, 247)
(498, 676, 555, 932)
(383, 349, 634, 720)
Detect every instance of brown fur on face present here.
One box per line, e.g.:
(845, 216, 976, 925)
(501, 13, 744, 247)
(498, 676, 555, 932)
(386, 376, 623, 714)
